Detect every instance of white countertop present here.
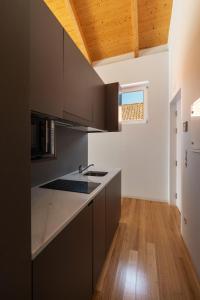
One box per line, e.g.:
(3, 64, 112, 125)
(31, 167, 121, 259)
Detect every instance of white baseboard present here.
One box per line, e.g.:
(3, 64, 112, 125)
(122, 195, 168, 203)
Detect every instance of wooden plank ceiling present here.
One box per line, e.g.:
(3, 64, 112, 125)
(44, 0, 173, 63)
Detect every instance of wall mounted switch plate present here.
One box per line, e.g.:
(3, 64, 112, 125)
(183, 121, 188, 132)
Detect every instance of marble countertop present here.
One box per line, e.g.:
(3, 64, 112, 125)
(31, 167, 121, 259)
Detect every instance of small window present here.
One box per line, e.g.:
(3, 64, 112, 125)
(119, 82, 149, 124)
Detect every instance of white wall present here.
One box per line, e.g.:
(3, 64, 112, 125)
(169, 0, 200, 278)
(89, 52, 169, 201)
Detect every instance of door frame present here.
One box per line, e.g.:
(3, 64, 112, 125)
(169, 89, 182, 207)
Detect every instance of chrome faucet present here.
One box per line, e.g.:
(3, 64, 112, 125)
(78, 164, 94, 174)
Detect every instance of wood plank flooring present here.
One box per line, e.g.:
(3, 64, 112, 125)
(93, 198, 200, 300)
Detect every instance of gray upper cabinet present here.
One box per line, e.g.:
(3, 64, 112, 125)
(63, 32, 105, 129)
(30, 0, 63, 118)
(30, 0, 120, 132)
(105, 83, 121, 132)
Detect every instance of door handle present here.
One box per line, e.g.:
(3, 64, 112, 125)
(185, 150, 188, 167)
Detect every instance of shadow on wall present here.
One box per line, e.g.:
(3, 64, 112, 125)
(31, 126, 88, 187)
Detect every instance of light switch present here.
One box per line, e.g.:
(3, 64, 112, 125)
(183, 121, 188, 132)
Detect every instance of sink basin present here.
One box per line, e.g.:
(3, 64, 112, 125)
(84, 171, 108, 177)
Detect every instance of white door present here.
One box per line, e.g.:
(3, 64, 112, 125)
(175, 99, 182, 212)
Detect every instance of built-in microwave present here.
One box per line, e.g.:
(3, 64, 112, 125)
(31, 114, 55, 160)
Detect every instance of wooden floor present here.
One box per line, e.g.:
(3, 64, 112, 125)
(93, 198, 200, 300)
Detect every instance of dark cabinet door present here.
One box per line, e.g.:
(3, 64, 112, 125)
(93, 189, 106, 289)
(63, 32, 105, 129)
(106, 172, 121, 251)
(105, 83, 121, 132)
(30, 0, 63, 118)
(33, 204, 93, 300)
(1, 1, 31, 299)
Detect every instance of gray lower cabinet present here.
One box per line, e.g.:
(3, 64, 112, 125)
(32, 173, 121, 299)
(106, 172, 121, 252)
(33, 203, 93, 300)
(93, 189, 106, 289)
(93, 172, 121, 290)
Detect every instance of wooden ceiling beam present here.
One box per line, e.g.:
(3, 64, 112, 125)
(138, 0, 173, 49)
(44, 0, 91, 62)
(44, 0, 172, 62)
(131, 0, 139, 57)
(72, 0, 135, 62)
(67, 0, 92, 62)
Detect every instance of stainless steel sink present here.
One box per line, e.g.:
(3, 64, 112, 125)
(84, 171, 108, 177)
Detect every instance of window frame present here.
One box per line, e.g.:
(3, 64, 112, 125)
(120, 82, 149, 125)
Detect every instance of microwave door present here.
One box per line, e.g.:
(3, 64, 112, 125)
(31, 118, 41, 158)
(50, 121, 55, 155)
(31, 115, 55, 160)
(39, 119, 47, 155)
